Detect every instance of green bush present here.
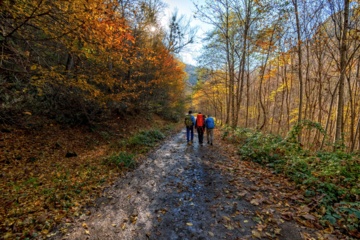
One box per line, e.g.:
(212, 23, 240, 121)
(103, 152, 136, 169)
(128, 129, 165, 147)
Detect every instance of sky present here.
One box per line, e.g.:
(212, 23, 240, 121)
(161, 0, 211, 66)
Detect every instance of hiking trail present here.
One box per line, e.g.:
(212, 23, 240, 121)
(50, 129, 328, 240)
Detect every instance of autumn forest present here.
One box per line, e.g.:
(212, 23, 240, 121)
(1, 0, 360, 239)
(194, 0, 360, 152)
(1, 0, 187, 126)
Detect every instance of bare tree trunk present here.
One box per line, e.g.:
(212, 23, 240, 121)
(321, 82, 339, 150)
(286, 62, 291, 132)
(258, 24, 277, 130)
(304, 43, 310, 146)
(225, 67, 230, 125)
(292, 0, 304, 143)
(245, 50, 250, 128)
(278, 63, 286, 135)
(346, 73, 355, 150)
(334, 0, 349, 146)
(315, 53, 323, 149)
(258, 66, 267, 130)
(353, 58, 360, 151)
(234, 0, 252, 128)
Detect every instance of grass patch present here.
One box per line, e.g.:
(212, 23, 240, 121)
(103, 152, 136, 169)
(126, 129, 165, 153)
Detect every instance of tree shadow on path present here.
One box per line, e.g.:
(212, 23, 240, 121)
(50, 129, 319, 240)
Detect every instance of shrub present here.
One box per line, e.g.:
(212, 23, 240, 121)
(223, 123, 360, 237)
(103, 152, 136, 169)
(128, 129, 165, 147)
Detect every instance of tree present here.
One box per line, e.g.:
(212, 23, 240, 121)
(0, 0, 189, 124)
(163, 10, 197, 54)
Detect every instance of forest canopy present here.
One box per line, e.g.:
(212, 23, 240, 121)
(0, 0, 187, 125)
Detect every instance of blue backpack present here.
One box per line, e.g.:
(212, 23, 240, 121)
(206, 117, 215, 129)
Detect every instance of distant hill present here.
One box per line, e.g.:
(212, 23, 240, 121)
(185, 64, 197, 86)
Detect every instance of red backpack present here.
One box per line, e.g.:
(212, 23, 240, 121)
(196, 114, 204, 127)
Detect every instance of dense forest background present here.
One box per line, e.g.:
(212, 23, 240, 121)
(4, 0, 360, 153)
(1, 0, 191, 126)
(193, 0, 360, 152)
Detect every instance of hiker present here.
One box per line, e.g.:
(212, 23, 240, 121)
(184, 110, 195, 144)
(205, 115, 215, 145)
(195, 112, 205, 145)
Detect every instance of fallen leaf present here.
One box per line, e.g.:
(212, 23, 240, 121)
(281, 212, 293, 221)
(301, 213, 316, 221)
(250, 199, 260, 206)
(121, 223, 126, 230)
(223, 216, 231, 222)
(237, 191, 248, 197)
(82, 223, 88, 229)
(130, 215, 138, 224)
(298, 205, 311, 213)
(274, 228, 281, 235)
(252, 230, 262, 239)
(225, 224, 234, 230)
(186, 222, 193, 226)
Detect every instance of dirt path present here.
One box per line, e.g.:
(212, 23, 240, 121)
(50, 129, 320, 240)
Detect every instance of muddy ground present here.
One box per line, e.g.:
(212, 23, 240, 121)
(49, 129, 331, 240)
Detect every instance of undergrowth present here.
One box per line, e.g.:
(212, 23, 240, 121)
(103, 152, 136, 169)
(126, 129, 165, 153)
(0, 121, 173, 239)
(223, 120, 360, 237)
(104, 129, 166, 166)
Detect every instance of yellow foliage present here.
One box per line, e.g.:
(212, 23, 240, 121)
(269, 83, 287, 101)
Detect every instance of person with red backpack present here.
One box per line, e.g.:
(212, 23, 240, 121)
(195, 112, 205, 145)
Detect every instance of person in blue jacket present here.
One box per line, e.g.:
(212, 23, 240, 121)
(184, 110, 195, 144)
(205, 115, 215, 145)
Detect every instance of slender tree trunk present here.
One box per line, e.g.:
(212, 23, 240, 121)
(292, 0, 304, 143)
(225, 67, 230, 125)
(258, 25, 277, 130)
(334, 0, 349, 146)
(315, 56, 323, 149)
(278, 64, 286, 135)
(321, 82, 340, 150)
(234, 0, 252, 128)
(258, 67, 266, 130)
(245, 49, 250, 128)
(286, 62, 291, 132)
(353, 58, 360, 151)
(347, 73, 354, 150)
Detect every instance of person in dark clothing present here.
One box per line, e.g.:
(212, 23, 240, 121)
(184, 110, 195, 144)
(195, 112, 205, 145)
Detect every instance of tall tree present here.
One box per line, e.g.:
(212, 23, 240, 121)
(291, 0, 304, 143)
(334, 0, 350, 146)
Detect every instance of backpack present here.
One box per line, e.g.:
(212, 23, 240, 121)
(196, 114, 204, 127)
(185, 115, 193, 127)
(206, 117, 215, 129)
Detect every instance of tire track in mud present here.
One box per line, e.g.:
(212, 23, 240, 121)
(51, 129, 307, 240)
